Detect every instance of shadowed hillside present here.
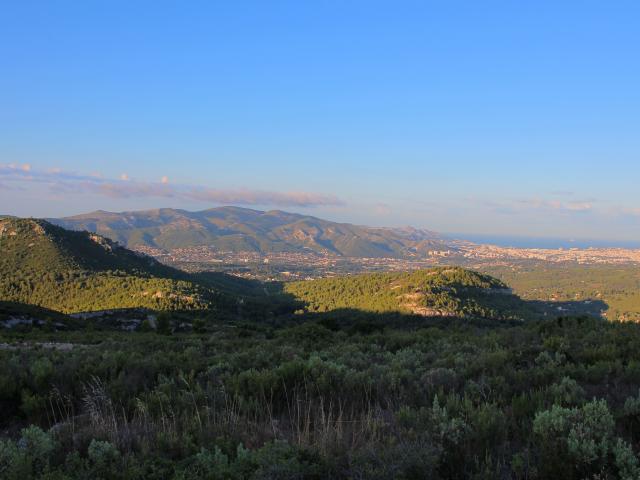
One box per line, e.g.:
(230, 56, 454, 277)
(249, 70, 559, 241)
(283, 267, 542, 321)
(0, 218, 244, 314)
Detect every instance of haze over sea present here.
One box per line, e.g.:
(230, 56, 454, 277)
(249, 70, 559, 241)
(452, 234, 640, 250)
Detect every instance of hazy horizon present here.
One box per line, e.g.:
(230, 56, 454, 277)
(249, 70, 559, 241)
(2, 1, 640, 241)
(3, 203, 640, 250)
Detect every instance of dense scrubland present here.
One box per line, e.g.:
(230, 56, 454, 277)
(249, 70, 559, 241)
(2, 315, 640, 479)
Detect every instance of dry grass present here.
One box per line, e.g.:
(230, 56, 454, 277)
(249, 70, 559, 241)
(46, 374, 391, 457)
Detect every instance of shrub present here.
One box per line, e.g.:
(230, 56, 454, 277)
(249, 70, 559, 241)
(533, 399, 617, 477)
(0, 426, 58, 478)
(548, 377, 585, 406)
(612, 438, 640, 480)
(0, 439, 19, 478)
(87, 439, 121, 479)
(156, 313, 172, 335)
(19, 425, 55, 468)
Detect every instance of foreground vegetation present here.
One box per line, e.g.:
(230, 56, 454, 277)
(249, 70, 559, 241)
(2, 314, 640, 479)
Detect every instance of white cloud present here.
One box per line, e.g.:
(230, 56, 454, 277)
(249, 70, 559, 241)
(373, 203, 392, 216)
(565, 202, 592, 212)
(0, 163, 344, 208)
(512, 198, 594, 214)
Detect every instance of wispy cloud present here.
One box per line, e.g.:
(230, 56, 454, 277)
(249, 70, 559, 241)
(484, 197, 640, 220)
(564, 202, 593, 212)
(461, 196, 595, 216)
(510, 198, 594, 214)
(373, 203, 392, 216)
(0, 163, 344, 208)
(611, 207, 640, 217)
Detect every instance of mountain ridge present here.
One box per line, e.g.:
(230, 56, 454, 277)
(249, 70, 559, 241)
(50, 206, 452, 258)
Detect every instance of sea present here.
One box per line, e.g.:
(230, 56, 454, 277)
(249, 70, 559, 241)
(449, 234, 640, 250)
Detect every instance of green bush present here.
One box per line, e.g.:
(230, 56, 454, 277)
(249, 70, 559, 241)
(533, 399, 620, 478)
(87, 440, 121, 479)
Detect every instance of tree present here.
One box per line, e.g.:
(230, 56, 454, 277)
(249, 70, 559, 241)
(192, 317, 206, 334)
(156, 312, 172, 335)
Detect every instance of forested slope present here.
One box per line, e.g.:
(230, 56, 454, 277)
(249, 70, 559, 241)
(0, 218, 237, 313)
(284, 267, 538, 320)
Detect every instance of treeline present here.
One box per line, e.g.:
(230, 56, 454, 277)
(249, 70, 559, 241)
(0, 269, 213, 313)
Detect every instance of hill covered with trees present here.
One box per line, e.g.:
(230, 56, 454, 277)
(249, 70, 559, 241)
(284, 267, 538, 320)
(0, 218, 242, 314)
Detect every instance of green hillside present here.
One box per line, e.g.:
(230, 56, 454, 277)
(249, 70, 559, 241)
(284, 266, 537, 320)
(0, 218, 239, 314)
(481, 264, 640, 321)
(52, 206, 451, 257)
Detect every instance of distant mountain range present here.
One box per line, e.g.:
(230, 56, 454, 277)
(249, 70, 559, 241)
(51, 206, 453, 258)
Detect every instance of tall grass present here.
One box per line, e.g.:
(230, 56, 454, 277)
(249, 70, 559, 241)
(47, 374, 390, 459)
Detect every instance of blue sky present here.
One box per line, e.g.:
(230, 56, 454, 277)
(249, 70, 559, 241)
(1, 1, 640, 240)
